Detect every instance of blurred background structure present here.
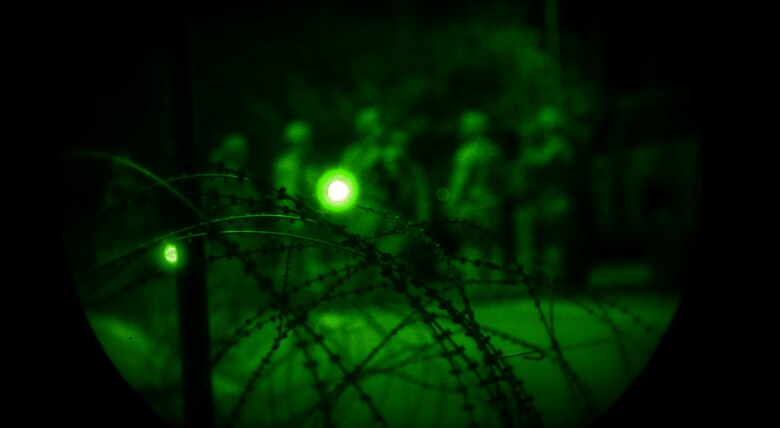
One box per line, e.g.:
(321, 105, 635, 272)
(60, 0, 701, 287)
(56, 1, 702, 427)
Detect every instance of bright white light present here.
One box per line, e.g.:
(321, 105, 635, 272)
(328, 180, 350, 202)
(164, 244, 178, 264)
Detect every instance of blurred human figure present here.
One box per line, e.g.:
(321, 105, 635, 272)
(381, 129, 432, 223)
(510, 105, 573, 282)
(338, 106, 389, 237)
(273, 120, 319, 201)
(209, 132, 250, 172)
(205, 132, 262, 214)
(366, 127, 434, 260)
(271, 120, 325, 290)
(341, 106, 385, 183)
(446, 110, 505, 222)
(444, 110, 506, 280)
(205, 133, 268, 341)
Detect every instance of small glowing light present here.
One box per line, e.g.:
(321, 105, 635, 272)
(164, 244, 178, 264)
(328, 180, 350, 202)
(436, 187, 450, 201)
(317, 169, 359, 212)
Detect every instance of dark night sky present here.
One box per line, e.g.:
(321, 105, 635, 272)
(54, 0, 703, 221)
(53, 0, 703, 166)
(54, 0, 700, 92)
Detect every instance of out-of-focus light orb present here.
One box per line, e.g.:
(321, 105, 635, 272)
(328, 180, 350, 202)
(436, 187, 450, 201)
(317, 169, 359, 212)
(164, 244, 178, 264)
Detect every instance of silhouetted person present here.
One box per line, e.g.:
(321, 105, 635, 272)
(445, 110, 506, 281)
(273, 120, 318, 201)
(381, 129, 432, 223)
(510, 105, 573, 283)
(338, 106, 389, 237)
(205, 132, 267, 347)
(359, 124, 435, 260)
(272, 120, 325, 286)
(205, 132, 262, 214)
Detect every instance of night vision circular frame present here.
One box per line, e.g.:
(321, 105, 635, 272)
(57, 4, 699, 427)
(59, 150, 687, 428)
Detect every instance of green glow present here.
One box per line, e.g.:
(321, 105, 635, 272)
(317, 169, 359, 212)
(164, 244, 178, 264)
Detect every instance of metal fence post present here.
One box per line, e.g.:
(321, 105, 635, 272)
(167, 4, 215, 427)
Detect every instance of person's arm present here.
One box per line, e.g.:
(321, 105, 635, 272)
(447, 145, 473, 217)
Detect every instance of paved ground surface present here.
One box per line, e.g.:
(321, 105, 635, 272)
(86, 263, 681, 428)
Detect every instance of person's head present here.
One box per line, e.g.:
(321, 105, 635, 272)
(459, 109, 489, 140)
(517, 105, 565, 150)
(354, 106, 384, 142)
(537, 105, 564, 132)
(283, 120, 312, 148)
(210, 133, 249, 170)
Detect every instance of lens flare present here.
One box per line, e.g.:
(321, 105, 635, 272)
(317, 169, 359, 212)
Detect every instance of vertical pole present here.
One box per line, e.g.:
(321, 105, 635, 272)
(544, 0, 590, 288)
(167, 4, 215, 428)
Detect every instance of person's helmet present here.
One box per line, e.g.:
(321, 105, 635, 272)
(283, 120, 312, 147)
(354, 106, 384, 141)
(211, 133, 249, 170)
(537, 105, 564, 131)
(459, 110, 489, 139)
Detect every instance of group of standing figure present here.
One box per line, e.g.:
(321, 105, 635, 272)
(446, 106, 574, 283)
(202, 104, 577, 283)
